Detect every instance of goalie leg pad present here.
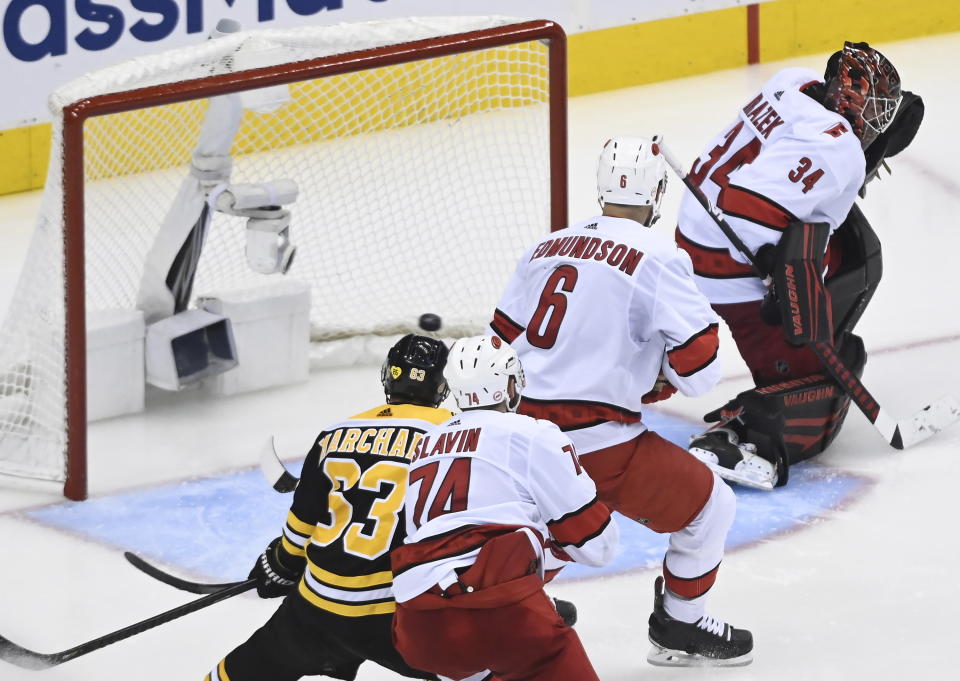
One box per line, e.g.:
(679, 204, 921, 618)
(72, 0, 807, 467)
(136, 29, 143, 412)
(771, 220, 834, 345)
(824, 204, 882, 338)
(702, 334, 865, 478)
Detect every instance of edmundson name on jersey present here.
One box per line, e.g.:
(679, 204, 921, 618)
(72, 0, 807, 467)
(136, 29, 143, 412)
(529, 234, 644, 275)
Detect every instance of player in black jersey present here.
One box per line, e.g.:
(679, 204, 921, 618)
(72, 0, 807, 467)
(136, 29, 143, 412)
(203, 335, 453, 681)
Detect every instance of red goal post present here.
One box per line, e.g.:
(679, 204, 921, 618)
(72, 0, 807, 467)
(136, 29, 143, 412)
(0, 17, 567, 500)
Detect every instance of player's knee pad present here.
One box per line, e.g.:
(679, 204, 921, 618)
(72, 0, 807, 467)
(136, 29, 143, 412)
(706, 474, 736, 534)
(826, 204, 882, 337)
(665, 473, 734, 573)
(706, 333, 866, 481)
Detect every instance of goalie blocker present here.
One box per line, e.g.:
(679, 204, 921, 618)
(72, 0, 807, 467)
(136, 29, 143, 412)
(693, 210, 880, 488)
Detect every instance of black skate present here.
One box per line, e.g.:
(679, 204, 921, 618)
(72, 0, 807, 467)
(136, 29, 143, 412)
(647, 577, 753, 667)
(689, 427, 777, 491)
(553, 598, 577, 627)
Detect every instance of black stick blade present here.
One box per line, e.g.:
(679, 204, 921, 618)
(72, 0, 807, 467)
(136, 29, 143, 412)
(124, 552, 244, 594)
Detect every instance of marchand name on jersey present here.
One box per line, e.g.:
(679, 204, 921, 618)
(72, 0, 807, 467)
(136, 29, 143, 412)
(317, 426, 424, 461)
(412, 427, 481, 461)
(529, 235, 644, 275)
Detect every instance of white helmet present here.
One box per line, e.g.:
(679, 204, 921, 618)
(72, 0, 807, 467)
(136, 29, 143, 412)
(597, 135, 668, 224)
(446, 335, 526, 412)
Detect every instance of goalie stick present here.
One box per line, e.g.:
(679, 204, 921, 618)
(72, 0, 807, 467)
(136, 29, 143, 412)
(659, 139, 960, 450)
(124, 551, 246, 595)
(0, 579, 255, 670)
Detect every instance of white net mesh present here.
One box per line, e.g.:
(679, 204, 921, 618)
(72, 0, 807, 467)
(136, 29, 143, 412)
(0, 17, 557, 484)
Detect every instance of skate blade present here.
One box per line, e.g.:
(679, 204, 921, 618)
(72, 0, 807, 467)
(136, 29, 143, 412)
(714, 467, 775, 491)
(691, 453, 776, 491)
(647, 644, 753, 668)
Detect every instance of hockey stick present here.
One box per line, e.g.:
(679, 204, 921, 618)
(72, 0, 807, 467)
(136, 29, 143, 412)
(0, 579, 255, 670)
(124, 551, 246, 595)
(259, 436, 299, 492)
(660, 140, 960, 449)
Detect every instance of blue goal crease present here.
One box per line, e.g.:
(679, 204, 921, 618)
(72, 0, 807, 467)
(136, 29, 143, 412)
(24, 410, 870, 583)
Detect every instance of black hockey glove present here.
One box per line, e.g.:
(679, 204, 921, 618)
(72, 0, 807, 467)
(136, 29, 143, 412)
(249, 536, 306, 598)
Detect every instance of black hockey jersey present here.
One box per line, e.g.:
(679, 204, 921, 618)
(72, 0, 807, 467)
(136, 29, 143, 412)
(279, 403, 451, 617)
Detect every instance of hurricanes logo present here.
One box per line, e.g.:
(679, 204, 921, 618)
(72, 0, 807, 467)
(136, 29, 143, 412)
(390, 366, 402, 379)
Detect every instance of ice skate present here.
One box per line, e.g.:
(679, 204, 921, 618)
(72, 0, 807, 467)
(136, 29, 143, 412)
(647, 577, 753, 667)
(689, 427, 778, 491)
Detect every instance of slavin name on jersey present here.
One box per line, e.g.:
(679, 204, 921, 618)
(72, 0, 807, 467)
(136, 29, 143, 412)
(412, 428, 482, 462)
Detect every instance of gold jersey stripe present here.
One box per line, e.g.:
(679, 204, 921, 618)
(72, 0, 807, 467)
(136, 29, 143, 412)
(218, 658, 231, 681)
(286, 511, 314, 537)
(298, 582, 396, 616)
(281, 535, 307, 557)
(308, 562, 393, 588)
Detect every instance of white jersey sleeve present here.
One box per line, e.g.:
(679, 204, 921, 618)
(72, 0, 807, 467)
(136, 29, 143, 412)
(524, 422, 619, 567)
(489, 244, 537, 343)
(636, 248, 722, 397)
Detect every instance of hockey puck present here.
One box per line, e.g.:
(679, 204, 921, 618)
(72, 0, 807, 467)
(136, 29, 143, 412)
(418, 313, 442, 332)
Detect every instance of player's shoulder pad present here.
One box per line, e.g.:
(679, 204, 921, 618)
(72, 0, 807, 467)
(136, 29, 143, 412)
(602, 219, 678, 263)
(499, 411, 564, 442)
(348, 403, 452, 425)
(784, 113, 865, 184)
(628, 228, 696, 278)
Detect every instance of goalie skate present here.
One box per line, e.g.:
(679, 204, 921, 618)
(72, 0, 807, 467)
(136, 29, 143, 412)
(647, 577, 753, 667)
(689, 427, 778, 491)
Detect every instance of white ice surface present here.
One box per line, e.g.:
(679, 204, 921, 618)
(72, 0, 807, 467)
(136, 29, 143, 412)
(0, 32, 958, 681)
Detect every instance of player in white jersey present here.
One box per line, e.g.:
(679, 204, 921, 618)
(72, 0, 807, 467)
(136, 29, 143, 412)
(392, 336, 618, 681)
(488, 138, 754, 666)
(676, 41, 923, 489)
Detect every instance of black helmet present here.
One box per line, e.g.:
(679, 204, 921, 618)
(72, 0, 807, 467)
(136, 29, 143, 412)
(381, 334, 450, 407)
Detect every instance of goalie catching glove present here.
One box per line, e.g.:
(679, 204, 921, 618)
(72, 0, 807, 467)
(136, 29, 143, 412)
(249, 536, 306, 598)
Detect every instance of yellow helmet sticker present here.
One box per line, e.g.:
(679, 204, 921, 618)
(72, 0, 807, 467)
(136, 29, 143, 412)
(390, 365, 402, 380)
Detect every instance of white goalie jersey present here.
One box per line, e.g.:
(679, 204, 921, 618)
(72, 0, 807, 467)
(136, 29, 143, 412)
(391, 409, 618, 603)
(490, 215, 721, 453)
(677, 67, 867, 304)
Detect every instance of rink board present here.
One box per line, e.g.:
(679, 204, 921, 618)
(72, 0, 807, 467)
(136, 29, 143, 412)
(20, 410, 871, 584)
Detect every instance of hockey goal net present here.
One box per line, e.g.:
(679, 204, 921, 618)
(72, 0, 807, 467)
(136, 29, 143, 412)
(0, 16, 566, 500)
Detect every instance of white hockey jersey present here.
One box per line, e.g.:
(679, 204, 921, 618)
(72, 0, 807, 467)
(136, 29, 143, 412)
(490, 215, 721, 453)
(391, 410, 618, 603)
(677, 67, 866, 304)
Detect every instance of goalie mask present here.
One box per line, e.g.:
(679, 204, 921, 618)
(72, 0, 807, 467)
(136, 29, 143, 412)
(824, 41, 902, 150)
(597, 135, 668, 225)
(382, 334, 450, 407)
(445, 335, 525, 412)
